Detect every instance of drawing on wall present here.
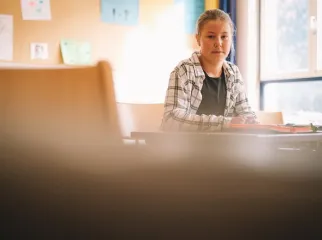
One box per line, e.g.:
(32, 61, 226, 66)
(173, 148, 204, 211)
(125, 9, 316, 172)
(175, 0, 205, 34)
(30, 42, 48, 59)
(21, 0, 52, 20)
(60, 39, 92, 65)
(0, 15, 13, 61)
(101, 0, 139, 25)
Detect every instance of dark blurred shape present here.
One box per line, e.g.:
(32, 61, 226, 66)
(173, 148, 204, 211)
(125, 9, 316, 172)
(1, 144, 322, 239)
(1, 63, 322, 239)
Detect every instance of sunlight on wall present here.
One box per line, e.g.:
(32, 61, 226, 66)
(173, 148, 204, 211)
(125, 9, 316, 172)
(114, 3, 193, 103)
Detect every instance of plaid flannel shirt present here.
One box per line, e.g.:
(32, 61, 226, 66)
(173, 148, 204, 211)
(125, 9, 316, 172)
(161, 51, 257, 131)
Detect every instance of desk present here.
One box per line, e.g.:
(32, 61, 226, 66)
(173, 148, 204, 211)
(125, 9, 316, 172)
(131, 131, 322, 160)
(131, 131, 322, 143)
(256, 132, 322, 143)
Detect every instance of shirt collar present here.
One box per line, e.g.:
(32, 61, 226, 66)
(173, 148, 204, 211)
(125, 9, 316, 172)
(191, 51, 204, 77)
(191, 51, 235, 78)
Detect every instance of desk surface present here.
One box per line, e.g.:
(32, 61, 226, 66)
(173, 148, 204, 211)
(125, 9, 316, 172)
(131, 131, 322, 143)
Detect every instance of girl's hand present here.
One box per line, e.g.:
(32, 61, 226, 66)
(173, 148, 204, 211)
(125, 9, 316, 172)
(231, 116, 258, 124)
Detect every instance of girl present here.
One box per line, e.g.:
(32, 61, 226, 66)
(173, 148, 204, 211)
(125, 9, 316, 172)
(162, 9, 257, 131)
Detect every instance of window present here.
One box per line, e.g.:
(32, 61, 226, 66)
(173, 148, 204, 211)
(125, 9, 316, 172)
(260, 0, 322, 124)
(260, 0, 321, 80)
(261, 78, 322, 125)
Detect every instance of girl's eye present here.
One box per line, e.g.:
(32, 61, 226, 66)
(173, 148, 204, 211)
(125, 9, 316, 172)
(222, 35, 229, 40)
(207, 36, 215, 39)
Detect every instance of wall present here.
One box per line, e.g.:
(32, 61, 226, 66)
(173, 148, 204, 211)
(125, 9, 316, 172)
(0, 0, 205, 103)
(0, 1, 227, 103)
(205, 0, 219, 10)
(0, 0, 195, 64)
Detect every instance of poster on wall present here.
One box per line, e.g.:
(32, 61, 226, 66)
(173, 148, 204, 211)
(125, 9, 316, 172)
(0, 15, 13, 61)
(175, 0, 205, 34)
(60, 39, 92, 65)
(101, 0, 139, 26)
(21, 0, 52, 20)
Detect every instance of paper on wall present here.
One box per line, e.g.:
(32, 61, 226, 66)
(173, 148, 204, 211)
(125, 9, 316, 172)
(30, 42, 48, 59)
(0, 15, 13, 61)
(21, 0, 52, 20)
(174, 0, 205, 34)
(60, 39, 92, 65)
(101, 0, 139, 26)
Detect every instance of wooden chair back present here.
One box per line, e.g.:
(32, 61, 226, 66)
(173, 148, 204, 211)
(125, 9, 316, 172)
(255, 111, 284, 125)
(0, 61, 121, 148)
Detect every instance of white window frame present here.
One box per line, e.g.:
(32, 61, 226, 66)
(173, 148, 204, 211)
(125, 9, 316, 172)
(260, 0, 322, 81)
(237, 0, 260, 110)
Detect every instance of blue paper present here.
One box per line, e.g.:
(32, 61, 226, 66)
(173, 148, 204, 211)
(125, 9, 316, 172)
(101, 0, 139, 26)
(175, 0, 205, 34)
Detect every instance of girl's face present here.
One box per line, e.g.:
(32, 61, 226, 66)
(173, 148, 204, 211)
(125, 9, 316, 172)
(196, 20, 232, 63)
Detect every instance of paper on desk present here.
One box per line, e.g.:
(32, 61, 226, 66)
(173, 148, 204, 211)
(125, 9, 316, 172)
(21, 0, 52, 20)
(60, 39, 92, 65)
(0, 15, 13, 61)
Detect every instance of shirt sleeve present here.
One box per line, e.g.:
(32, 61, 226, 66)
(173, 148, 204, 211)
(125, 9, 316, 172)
(161, 66, 232, 132)
(234, 66, 258, 121)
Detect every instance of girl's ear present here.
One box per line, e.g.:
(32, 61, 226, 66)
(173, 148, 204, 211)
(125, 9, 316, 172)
(195, 34, 200, 46)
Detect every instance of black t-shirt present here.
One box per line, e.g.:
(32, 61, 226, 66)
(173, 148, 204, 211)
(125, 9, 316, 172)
(196, 70, 227, 116)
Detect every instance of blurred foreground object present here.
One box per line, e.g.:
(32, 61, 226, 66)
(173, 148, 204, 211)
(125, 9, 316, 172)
(0, 61, 121, 153)
(1, 62, 322, 239)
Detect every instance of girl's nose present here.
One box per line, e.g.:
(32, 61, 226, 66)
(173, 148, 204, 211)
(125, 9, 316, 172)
(214, 38, 222, 47)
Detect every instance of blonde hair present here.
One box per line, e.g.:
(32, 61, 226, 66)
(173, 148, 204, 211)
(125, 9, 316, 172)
(196, 9, 235, 36)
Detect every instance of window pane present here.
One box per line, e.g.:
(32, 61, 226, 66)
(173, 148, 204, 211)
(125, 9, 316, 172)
(318, 0, 322, 70)
(262, 0, 309, 74)
(263, 80, 322, 125)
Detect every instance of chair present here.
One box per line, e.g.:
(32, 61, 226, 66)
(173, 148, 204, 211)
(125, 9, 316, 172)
(0, 61, 121, 151)
(117, 102, 164, 143)
(255, 111, 284, 124)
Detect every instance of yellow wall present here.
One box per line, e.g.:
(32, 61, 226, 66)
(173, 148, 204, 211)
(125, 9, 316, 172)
(0, 0, 197, 66)
(205, 0, 219, 10)
(0, 0, 201, 103)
